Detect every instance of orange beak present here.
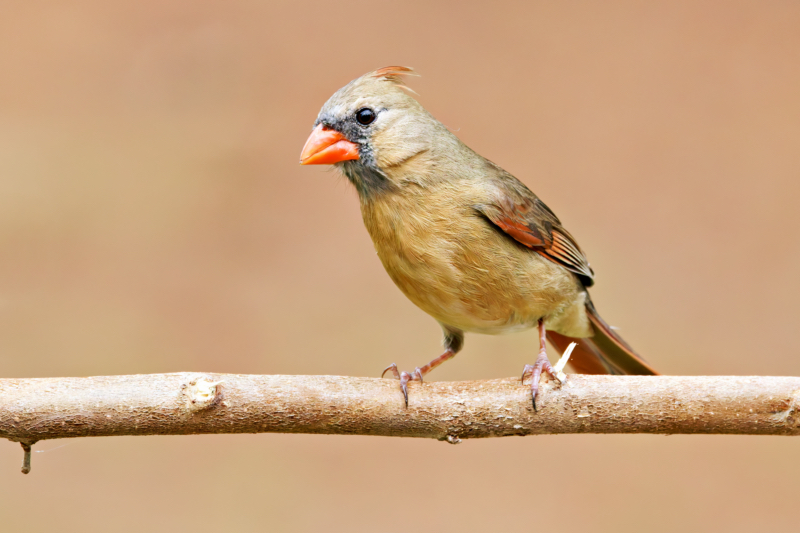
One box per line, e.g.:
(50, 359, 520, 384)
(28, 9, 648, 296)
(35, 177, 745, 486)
(299, 124, 360, 165)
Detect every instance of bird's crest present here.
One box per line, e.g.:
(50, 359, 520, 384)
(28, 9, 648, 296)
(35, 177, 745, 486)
(371, 66, 418, 93)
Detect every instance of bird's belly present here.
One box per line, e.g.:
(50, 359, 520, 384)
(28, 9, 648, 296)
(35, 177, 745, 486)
(371, 217, 584, 335)
(385, 262, 568, 334)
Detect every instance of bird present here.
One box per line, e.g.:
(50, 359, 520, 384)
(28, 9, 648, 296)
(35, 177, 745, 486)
(299, 66, 658, 408)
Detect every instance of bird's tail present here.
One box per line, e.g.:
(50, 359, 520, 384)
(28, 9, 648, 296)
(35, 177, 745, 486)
(546, 300, 658, 375)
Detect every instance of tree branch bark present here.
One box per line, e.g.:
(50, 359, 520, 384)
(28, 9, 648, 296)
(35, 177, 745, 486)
(3, 373, 800, 439)
(2, 373, 799, 472)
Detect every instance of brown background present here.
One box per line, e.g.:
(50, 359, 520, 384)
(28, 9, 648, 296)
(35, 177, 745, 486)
(1, 1, 799, 531)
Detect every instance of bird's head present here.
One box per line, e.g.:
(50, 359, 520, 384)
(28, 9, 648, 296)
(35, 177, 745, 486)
(300, 66, 448, 197)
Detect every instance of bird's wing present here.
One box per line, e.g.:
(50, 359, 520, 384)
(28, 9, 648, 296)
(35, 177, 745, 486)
(475, 177, 595, 286)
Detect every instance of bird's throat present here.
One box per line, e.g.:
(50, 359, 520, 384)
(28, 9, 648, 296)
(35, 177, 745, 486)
(341, 161, 396, 200)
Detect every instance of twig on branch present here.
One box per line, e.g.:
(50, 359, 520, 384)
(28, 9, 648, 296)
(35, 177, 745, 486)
(20, 442, 32, 474)
(1, 373, 799, 473)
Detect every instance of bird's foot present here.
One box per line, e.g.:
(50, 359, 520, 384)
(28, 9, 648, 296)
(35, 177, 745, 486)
(381, 364, 424, 407)
(380, 344, 460, 407)
(521, 350, 559, 411)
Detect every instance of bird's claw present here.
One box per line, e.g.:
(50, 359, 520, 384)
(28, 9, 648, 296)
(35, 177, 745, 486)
(521, 351, 557, 411)
(381, 364, 424, 407)
(381, 363, 400, 379)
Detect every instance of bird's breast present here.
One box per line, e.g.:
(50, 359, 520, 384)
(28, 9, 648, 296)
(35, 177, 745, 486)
(359, 187, 588, 335)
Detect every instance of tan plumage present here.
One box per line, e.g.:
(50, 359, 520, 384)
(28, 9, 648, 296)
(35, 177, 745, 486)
(361, 156, 591, 339)
(300, 66, 657, 407)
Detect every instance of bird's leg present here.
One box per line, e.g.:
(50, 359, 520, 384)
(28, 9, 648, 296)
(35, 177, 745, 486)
(521, 319, 558, 411)
(381, 328, 464, 407)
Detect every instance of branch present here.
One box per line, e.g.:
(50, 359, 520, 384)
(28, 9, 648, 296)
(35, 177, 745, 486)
(2, 373, 799, 473)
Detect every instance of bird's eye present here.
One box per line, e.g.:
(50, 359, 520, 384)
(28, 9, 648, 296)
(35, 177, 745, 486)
(355, 108, 376, 126)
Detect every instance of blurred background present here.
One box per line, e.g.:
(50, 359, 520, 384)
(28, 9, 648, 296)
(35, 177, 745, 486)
(1, 0, 799, 531)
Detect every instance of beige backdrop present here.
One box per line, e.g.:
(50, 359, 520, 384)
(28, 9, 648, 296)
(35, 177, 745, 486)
(1, 1, 799, 531)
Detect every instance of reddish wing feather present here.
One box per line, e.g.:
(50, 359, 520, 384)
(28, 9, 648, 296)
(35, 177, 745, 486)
(487, 212, 551, 248)
(477, 189, 594, 285)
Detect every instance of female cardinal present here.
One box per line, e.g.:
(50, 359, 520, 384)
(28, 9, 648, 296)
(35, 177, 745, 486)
(300, 66, 657, 408)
